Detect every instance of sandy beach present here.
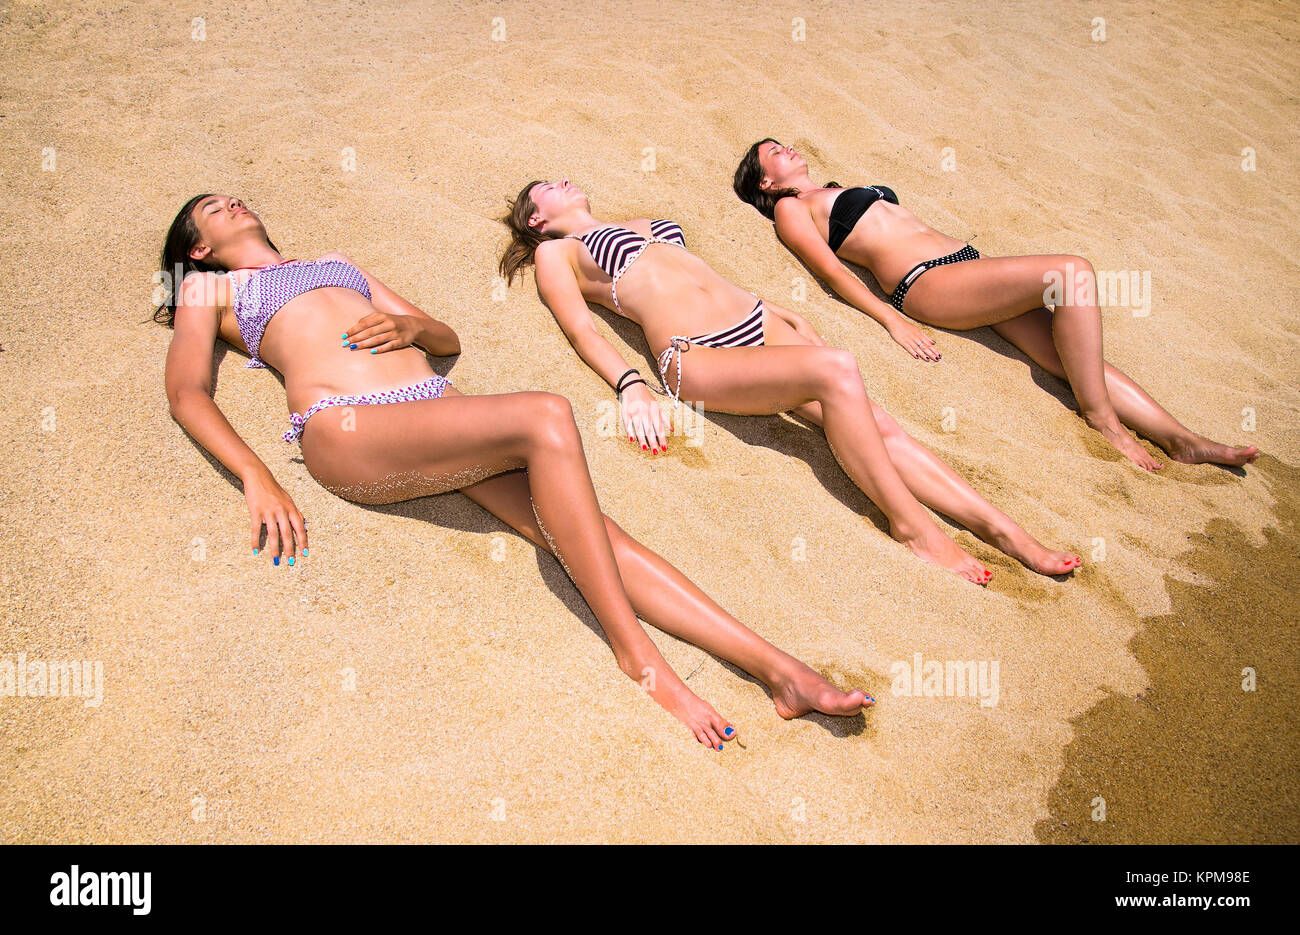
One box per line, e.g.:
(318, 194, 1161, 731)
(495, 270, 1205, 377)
(1, 0, 1297, 843)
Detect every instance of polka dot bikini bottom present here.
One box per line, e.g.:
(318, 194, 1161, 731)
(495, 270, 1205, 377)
(284, 374, 451, 444)
(889, 244, 980, 312)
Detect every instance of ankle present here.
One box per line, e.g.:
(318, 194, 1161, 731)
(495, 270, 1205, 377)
(1081, 409, 1123, 433)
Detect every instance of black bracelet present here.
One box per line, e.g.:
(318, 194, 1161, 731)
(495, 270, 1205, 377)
(617, 378, 647, 395)
(614, 368, 640, 392)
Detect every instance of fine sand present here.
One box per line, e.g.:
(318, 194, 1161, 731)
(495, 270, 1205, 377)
(2, 0, 1297, 843)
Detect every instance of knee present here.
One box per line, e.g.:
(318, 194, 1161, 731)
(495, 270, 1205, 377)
(1057, 254, 1095, 276)
(524, 392, 579, 447)
(814, 348, 864, 398)
(870, 401, 903, 441)
(602, 514, 631, 551)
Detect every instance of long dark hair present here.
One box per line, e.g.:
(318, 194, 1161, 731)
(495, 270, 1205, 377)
(733, 138, 839, 220)
(498, 179, 566, 286)
(152, 193, 277, 326)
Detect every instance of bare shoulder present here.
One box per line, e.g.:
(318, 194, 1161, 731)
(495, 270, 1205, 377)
(176, 269, 230, 315)
(535, 237, 577, 265)
(773, 195, 813, 225)
(318, 250, 354, 264)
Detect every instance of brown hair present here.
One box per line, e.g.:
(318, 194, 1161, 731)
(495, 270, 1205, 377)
(152, 193, 278, 327)
(498, 179, 566, 286)
(733, 138, 839, 220)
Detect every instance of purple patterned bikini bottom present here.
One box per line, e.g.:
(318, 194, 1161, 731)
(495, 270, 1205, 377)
(284, 374, 452, 444)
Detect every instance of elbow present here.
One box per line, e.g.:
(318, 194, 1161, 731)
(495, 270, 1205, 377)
(167, 386, 202, 423)
(438, 328, 461, 357)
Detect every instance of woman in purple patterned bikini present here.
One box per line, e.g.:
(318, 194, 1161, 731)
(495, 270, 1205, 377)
(155, 193, 872, 749)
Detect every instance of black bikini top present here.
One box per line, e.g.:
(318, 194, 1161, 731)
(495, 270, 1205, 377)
(827, 185, 899, 254)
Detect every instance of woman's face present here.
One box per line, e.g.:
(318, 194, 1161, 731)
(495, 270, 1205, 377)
(188, 194, 265, 261)
(757, 141, 806, 190)
(527, 179, 588, 230)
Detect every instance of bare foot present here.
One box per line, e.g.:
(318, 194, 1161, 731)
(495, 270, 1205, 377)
(1087, 416, 1163, 472)
(770, 662, 875, 720)
(986, 523, 1082, 577)
(893, 522, 992, 585)
(1168, 434, 1260, 467)
(650, 678, 737, 751)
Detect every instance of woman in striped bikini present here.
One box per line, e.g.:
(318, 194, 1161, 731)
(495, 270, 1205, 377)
(157, 193, 874, 750)
(500, 179, 1082, 584)
(734, 140, 1259, 472)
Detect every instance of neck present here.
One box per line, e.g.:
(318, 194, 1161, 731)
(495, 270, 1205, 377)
(778, 171, 816, 195)
(547, 207, 603, 237)
(215, 236, 284, 271)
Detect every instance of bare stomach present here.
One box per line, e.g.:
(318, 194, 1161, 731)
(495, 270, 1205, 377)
(836, 205, 968, 291)
(612, 250, 763, 354)
(254, 287, 443, 415)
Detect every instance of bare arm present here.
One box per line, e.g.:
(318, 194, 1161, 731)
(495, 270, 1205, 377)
(773, 197, 939, 361)
(535, 241, 671, 452)
(165, 272, 308, 561)
(328, 252, 461, 357)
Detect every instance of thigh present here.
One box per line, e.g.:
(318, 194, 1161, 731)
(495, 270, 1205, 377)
(299, 386, 561, 504)
(674, 342, 854, 415)
(761, 311, 828, 424)
(904, 254, 1073, 330)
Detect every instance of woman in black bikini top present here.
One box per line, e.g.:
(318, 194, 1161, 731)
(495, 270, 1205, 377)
(734, 139, 1259, 472)
(499, 178, 1086, 584)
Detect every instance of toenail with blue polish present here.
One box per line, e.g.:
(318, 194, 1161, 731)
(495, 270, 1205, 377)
(253, 548, 258, 555)
(724, 727, 734, 736)
(288, 557, 294, 566)
(273, 556, 279, 566)
(302, 549, 308, 556)
(349, 343, 357, 349)
(370, 348, 377, 353)
(340, 334, 348, 339)
(717, 744, 723, 751)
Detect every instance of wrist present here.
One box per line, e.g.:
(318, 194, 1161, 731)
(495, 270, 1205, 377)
(614, 368, 646, 395)
(410, 317, 435, 351)
(238, 462, 274, 487)
(880, 312, 908, 330)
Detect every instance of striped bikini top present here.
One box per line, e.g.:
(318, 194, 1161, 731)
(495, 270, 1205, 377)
(230, 259, 371, 368)
(567, 219, 686, 313)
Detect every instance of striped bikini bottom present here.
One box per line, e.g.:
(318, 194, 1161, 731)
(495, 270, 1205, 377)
(889, 244, 980, 312)
(284, 374, 452, 444)
(656, 296, 766, 404)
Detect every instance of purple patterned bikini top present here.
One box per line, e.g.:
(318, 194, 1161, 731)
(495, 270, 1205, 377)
(231, 259, 372, 368)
